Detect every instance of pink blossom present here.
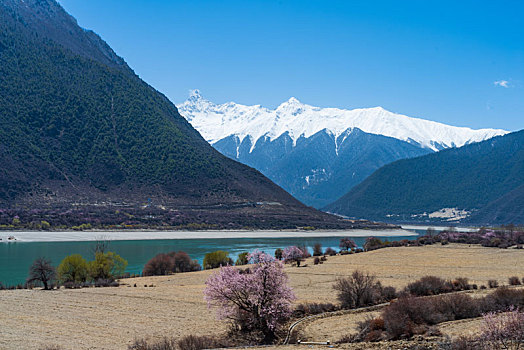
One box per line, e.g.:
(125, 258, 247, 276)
(247, 249, 275, 264)
(282, 246, 304, 266)
(204, 257, 295, 341)
(480, 307, 524, 349)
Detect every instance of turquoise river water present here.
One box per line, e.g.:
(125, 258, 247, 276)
(0, 229, 428, 286)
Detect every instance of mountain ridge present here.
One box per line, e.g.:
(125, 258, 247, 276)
(178, 90, 507, 152)
(0, 0, 373, 230)
(325, 129, 524, 225)
(178, 90, 506, 208)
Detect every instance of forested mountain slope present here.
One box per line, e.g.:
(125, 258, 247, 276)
(326, 130, 524, 225)
(0, 0, 371, 229)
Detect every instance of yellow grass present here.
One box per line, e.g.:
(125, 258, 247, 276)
(1, 243, 523, 349)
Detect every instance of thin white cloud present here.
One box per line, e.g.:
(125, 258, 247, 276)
(494, 80, 510, 88)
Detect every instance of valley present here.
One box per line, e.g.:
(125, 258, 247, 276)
(178, 91, 506, 209)
(1, 243, 522, 349)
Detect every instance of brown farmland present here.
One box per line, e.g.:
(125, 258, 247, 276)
(1, 243, 523, 349)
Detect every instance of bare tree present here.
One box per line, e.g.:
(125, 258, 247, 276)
(426, 227, 436, 238)
(27, 257, 56, 290)
(90, 235, 110, 256)
(333, 270, 380, 309)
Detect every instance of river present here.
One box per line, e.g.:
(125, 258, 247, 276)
(0, 226, 457, 286)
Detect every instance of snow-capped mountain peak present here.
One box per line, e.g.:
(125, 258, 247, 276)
(178, 90, 508, 151)
(188, 88, 203, 101)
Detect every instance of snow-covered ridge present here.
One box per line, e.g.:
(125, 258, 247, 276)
(178, 90, 508, 152)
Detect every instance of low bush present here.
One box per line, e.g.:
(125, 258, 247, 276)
(363, 237, 383, 251)
(293, 302, 338, 317)
(452, 277, 470, 290)
(381, 293, 480, 340)
(380, 286, 397, 301)
(438, 293, 480, 320)
(404, 276, 452, 296)
(128, 337, 177, 350)
(313, 257, 320, 265)
(94, 279, 119, 287)
(143, 253, 173, 276)
(438, 227, 524, 249)
(169, 251, 201, 273)
(488, 279, 499, 289)
(176, 335, 230, 350)
(324, 247, 337, 256)
(334, 270, 390, 309)
(350, 287, 524, 342)
(447, 336, 483, 350)
(508, 276, 521, 285)
(128, 335, 230, 350)
(481, 286, 524, 312)
(63, 281, 81, 289)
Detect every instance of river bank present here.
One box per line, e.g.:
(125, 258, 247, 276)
(0, 228, 416, 243)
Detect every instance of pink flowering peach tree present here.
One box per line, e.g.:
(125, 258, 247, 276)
(204, 251, 295, 343)
(480, 307, 524, 349)
(283, 246, 304, 267)
(248, 249, 275, 264)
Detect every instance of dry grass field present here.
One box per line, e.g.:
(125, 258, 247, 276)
(1, 243, 523, 349)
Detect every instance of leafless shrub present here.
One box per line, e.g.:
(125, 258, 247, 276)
(313, 243, 323, 256)
(128, 337, 177, 350)
(333, 270, 383, 309)
(324, 247, 337, 256)
(508, 276, 521, 286)
(488, 279, 499, 289)
(404, 275, 452, 296)
(176, 335, 230, 350)
(293, 302, 337, 317)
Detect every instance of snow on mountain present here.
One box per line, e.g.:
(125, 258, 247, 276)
(178, 90, 507, 152)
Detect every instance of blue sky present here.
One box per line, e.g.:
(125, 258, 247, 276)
(58, 0, 523, 131)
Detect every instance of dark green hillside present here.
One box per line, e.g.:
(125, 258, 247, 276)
(465, 184, 524, 225)
(0, 2, 224, 200)
(325, 130, 524, 225)
(0, 0, 380, 229)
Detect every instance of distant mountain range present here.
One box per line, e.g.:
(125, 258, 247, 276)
(326, 130, 524, 225)
(178, 90, 507, 208)
(0, 0, 368, 229)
